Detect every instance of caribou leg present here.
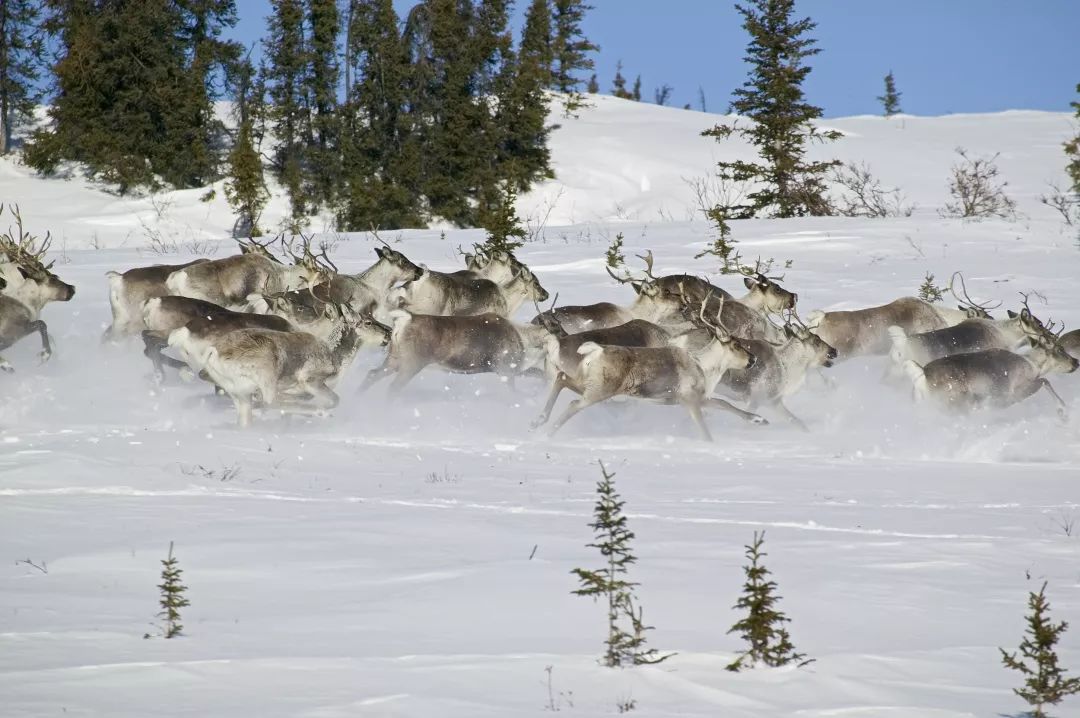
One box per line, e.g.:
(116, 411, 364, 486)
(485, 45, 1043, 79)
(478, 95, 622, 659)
(235, 395, 255, 428)
(30, 320, 52, 362)
(142, 331, 188, 381)
(1034, 378, 1069, 420)
(531, 371, 573, 429)
(387, 362, 426, 396)
(706, 397, 768, 425)
(773, 399, 810, 432)
(685, 402, 714, 442)
(358, 354, 396, 393)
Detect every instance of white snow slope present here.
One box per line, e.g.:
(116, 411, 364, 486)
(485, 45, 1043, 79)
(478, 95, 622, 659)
(2, 97, 1080, 717)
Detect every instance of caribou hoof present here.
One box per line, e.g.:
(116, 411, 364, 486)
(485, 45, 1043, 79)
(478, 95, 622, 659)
(529, 416, 548, 431)
(179, 367, 196, 382)
(0, 362, 14, 374)
(38, 350, 52, 364)
(749, 415, 769, 426)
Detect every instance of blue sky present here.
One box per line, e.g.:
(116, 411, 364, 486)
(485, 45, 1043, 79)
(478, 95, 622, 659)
(230, 0, 1080, 117)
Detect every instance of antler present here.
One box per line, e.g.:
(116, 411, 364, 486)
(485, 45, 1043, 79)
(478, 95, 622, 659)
(696, 291, 731, 340)
(369, 225, 391, 248)
(316, 241, 338, 273)
(738, 256, 784, 282)
(949, 271, 1001, 311)
(607, 250, 658, 286)
(635, 250, 657, 280)
(0, 204, 54, 275)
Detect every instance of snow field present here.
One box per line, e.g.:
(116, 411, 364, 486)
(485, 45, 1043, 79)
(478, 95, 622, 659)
(2, 100, 1080, 715)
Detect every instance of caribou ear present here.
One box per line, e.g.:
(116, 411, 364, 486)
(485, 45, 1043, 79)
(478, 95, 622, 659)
(1020, 308, 1032, 320)
(743, 277, 756, 290)
(374, 246, 385, 258)
(784, 325, 796, 339)
(630, 280, 645, 295)
(1007, 309, 1018, 319)
(17, 266, 30, 279)
(1028, 335, 1039, 348)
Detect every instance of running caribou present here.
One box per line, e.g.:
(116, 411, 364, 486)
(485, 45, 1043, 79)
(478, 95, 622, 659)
(165, 235, 330, 309)
(806, 273, 995, 360)
(902, 332, 1078, 419)
(532, 294, 766, 440)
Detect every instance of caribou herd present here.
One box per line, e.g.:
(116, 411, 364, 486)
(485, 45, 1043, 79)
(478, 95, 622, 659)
(1, 212, 1078, 436)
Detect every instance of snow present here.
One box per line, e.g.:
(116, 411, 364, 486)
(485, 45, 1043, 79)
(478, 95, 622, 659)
(3, 97, 1080, 717)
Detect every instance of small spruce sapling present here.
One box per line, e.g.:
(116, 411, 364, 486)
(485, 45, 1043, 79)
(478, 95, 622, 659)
(572, 462, 670, 667)
(918, 272, 945, 303)
(157, 541, 189, 639)
(605, 231, 626, 269)
(877, 70, 902, 116)
(726, 531, 810, 671)
(1000, 582, 1080, 718)
(480, 184, 528, 255)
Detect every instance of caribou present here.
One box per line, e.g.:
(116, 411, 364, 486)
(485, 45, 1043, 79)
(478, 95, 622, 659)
(902, 333, 1079, 419)
(0, 207, 75, 369)
(0, 206, 76, 316)
(165, 235, 329, 309)
(533, 294, 766, 440)
(168, 306, 390, 427)
(530, 252, 687, 333)
(1059, 329, 1080, 360)
(888, 298, 1052, 371)
(104, 258, 212, 341)
(712, 310, 838, 431)
(293, 239, 424, 317)
(358, 310, 554, 395)
(806, 273, 995, 360)
(141, 295, 294, 382)
(394, 264, 549, 317)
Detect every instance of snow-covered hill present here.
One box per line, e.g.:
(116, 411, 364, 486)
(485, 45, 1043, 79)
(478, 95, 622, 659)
(2, 99, 1080, 717)
(2, 96, 1076, 248)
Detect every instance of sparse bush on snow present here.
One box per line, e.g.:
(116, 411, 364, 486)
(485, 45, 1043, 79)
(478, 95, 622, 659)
(940, 148, 1017, 220)
(832, 162, 914, 217)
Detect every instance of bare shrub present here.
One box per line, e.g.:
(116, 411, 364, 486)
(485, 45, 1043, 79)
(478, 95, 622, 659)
(832, 162, 914, 217)
(1039, 182, 1078, 225)
(682, 173, 748, 222)
(940, 148, 1017, 219)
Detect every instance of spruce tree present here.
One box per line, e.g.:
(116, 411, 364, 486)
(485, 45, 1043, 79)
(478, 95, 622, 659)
(27, 1, 231, 192)
(338, 0, 422, 230)
(225, 118, 269, 237)
(572, 463, 669, 667)
(877, 70, 902, 116)
(605, 231, 625, 269)
(306, 0, 340, 206)
(263, 0, 312, 222)
(703, 0, 840, 219)
(172, 0, 242, 188)
(1065, 84, 1080, 196)
(0, 0, 46, 154)
(586, 73, 599, 93)
(479, 183, 527, 254)
(611, 61, 632, 100)
(157, 542, 190, 639)
(631, 75, 641, 102)
(726, 532, 810, 671)
(1001, 582, 1080, 718)
(572, 462, 639, 668)
(498, 0, 554, 190)
(550, 0, 597, 93)
(918, 272, 944, 303)
(411, 0, 486, 225)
